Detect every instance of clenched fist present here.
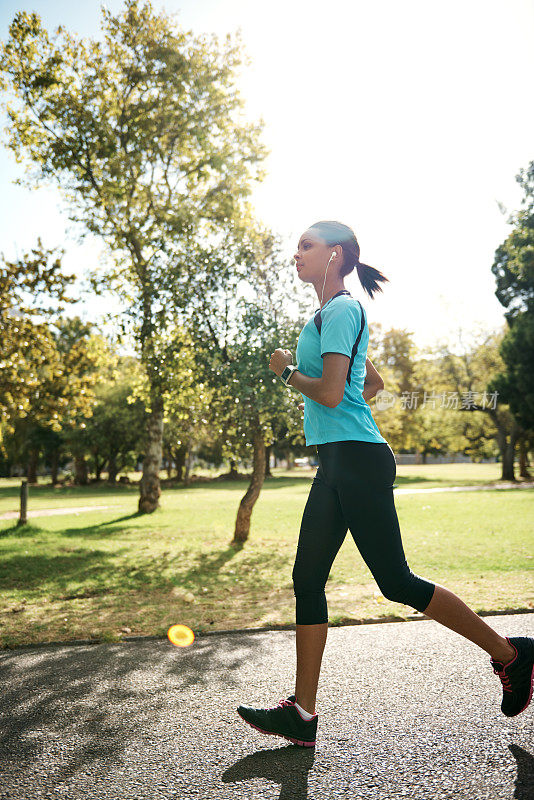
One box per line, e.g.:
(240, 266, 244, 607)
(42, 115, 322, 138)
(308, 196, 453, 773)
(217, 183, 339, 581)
(269, 348, 293, 378)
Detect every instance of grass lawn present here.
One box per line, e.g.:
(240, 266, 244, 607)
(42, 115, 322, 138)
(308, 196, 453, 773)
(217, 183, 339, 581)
(0, 464, 532, 649)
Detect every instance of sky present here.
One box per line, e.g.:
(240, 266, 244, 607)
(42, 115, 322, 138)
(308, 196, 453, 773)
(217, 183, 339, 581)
(1, 0, 533, 354)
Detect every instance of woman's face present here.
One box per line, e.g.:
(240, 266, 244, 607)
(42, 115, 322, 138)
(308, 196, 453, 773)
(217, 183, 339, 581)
(294, 229, 339, 283)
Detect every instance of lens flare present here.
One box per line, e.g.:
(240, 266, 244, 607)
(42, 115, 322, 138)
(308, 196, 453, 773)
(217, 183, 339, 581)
(167, 624, 195, 647)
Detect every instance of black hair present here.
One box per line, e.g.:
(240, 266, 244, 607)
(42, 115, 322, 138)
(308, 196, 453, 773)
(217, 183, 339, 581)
(309, 220, 389, 299)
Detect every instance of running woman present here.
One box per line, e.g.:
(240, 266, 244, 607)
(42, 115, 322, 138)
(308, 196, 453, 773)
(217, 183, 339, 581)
(236, 219, 534, 748)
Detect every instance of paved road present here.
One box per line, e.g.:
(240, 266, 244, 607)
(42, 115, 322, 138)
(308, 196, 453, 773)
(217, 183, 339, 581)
(1, 614, 533, 800)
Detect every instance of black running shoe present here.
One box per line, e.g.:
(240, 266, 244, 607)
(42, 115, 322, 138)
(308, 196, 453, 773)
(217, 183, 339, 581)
(237, 693, 317, 747)
(490, 636, 534, 717)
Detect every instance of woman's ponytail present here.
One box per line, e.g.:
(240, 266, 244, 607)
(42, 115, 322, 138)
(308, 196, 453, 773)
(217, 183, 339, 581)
(310, 220, 389, 300)
(355, 260, 389, 300)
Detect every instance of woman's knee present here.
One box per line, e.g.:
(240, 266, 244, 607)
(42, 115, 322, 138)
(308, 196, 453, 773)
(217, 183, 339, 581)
(378, 570, 435, 612)
(294, 590, 328, 625)
(292, 564, 326, 597)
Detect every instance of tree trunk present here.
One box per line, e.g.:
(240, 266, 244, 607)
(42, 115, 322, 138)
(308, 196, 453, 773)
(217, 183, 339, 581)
(27, 448, 39, 484)
(74, 455, 89, 485)
(228, 459, 239, 479)
(107, 454, 119, 484)
(233, 427, 266, 544)
(421, 451, 427, 465)
(174, 446, 186, 482)
(518, 436, 531, 479)
(492, 416, 520, 481)
(49, 448, 60, 484)
(264, 444, 272, 478)
(184, 445, 192, 486)
(164, 448, 173, 479)
(502, 442, 516, 481)
(284, 448, 295, 470)
(138, 396, 164, 513)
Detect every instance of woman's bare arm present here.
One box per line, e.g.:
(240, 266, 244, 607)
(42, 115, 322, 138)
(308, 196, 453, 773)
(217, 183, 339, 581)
(362, 357, 384, 403)
(298, 357, 384, 411)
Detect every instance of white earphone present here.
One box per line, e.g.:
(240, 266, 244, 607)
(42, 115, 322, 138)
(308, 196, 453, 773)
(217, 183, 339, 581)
(320, 251, 337, 306)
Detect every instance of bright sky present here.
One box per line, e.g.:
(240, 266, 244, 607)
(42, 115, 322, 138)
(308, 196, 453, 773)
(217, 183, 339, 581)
(1, 0, 533, 354)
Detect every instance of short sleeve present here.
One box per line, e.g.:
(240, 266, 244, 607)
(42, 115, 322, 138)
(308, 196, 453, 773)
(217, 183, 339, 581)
(320, 301, 362, 358)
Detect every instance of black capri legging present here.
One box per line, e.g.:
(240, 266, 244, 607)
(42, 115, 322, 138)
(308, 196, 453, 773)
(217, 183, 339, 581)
(292, 440, 436, 624)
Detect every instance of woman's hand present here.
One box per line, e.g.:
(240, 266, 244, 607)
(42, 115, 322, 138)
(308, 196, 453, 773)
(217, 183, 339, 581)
(269, 348, 293, 377)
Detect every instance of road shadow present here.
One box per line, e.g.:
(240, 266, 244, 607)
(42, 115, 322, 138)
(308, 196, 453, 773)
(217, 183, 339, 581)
(0, 632, 267, 789)
(222, 745, 315, 799)
(220, 740, 534, 800)
(510, 744, 534, 800)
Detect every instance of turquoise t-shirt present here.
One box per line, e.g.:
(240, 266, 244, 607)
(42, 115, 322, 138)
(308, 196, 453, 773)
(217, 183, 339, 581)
(295, 290, 387, 446)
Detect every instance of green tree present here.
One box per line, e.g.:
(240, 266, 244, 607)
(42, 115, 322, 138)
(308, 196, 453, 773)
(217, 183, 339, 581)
(79, 355, 147, 483)
(369, 325, 416, 452)
(0, 1, 268, 512)
(490, 160, 534, 438)
(12, 316, 109, 483)
(439, 330, 525, 479)
(0, 239, 76, 444)
(184, 225, 306, 543)
(129, 322, 214, 485)
(408, 354, 463, 463)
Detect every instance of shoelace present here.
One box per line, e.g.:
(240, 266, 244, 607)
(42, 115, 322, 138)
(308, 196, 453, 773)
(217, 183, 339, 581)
(270, 698, 294, 710)
(492, 663, 513, 693)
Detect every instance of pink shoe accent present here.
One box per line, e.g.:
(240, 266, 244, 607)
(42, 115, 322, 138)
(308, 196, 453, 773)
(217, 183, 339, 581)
(239, 716, 316, 747)
(492, 639, 518, 692)
(272, 698, 295, 710)
(503, 637, 519, 667)
(267, 696, 317, 719)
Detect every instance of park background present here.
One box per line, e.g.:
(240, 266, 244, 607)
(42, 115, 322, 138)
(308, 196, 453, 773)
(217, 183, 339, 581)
(0, 0, 532, 649)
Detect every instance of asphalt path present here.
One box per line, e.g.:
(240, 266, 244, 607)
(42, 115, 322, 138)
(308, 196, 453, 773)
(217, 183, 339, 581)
(1, 613, 533, 800)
